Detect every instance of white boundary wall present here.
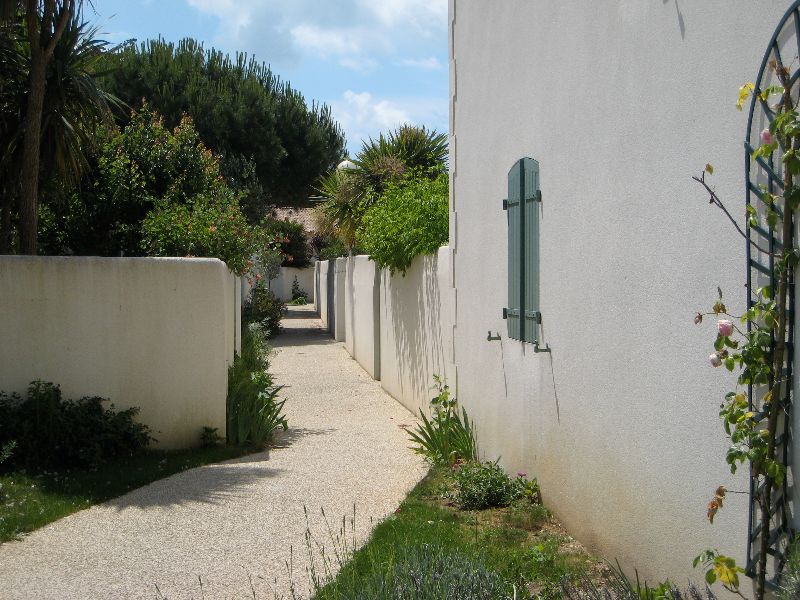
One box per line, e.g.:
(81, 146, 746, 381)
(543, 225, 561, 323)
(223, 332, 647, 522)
(314, 251, 455, 411)
(449, 0, 792, 592)
(333, 258, 347, 342)
(269, 266, 315, 302)
(379, 248, 456, 415)
(343, 256, 380, 379)
(0, 256, 238, 449)
(318, 260, 331, 329)
(241, 265, 315, 304)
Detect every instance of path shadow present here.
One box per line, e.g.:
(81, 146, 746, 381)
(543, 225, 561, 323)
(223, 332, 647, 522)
(105, 461, 285, 510)
(283, 306, 317, 319)
(272, 328, 337, 348)
(270, 426, 337, 449)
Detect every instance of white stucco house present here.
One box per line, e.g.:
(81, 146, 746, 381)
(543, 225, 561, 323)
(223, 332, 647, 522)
(447, 0, 797, 593)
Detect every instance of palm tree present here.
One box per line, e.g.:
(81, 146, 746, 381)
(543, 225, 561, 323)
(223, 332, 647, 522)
(0, 7, 119, 252)
(1, 0, 80, 254)
(314, 125, 448, 251)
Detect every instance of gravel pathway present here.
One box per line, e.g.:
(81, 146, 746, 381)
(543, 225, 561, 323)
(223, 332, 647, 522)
(0, 305, 427, 599)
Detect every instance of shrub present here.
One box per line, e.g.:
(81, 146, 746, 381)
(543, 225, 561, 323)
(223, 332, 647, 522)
(407, 375, 477, 466)
(40, 104, 257, 269)
(0, 381, 151, 472)
(0, 441, 16, 465)
(261, 218, 310, 267)
(357, 172, 449, 274)
(200, 426, 223, 448)
(290, 276, 308, 304)
(453, 461, 526, 511)
(141, 192, 255, 275)
(243, 282, 285, 336)
(226, 323, 288, 447)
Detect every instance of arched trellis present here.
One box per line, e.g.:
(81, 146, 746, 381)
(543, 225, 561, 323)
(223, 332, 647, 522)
(744, 0, 800, 588)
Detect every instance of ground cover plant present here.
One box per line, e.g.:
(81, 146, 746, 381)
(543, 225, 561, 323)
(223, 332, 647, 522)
(295, 468, 601, 600)
(0, 444, 250, 542)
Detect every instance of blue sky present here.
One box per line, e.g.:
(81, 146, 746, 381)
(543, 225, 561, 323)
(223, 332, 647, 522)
(90, 0, 449, 155)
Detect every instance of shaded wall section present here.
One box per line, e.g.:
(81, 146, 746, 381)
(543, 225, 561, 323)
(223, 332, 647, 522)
(343, 256, 381, 380)
(0, 256, 236, 448)
(379, 248, 456, 415)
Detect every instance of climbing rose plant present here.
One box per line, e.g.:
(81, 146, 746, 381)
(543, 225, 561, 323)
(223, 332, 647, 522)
(694, 62, 800, 600)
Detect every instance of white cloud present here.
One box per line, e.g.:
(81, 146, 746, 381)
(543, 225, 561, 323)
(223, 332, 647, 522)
(331, 90, 447, 152)
(399, 56, 443, 70)
(183, 0, 447, 69)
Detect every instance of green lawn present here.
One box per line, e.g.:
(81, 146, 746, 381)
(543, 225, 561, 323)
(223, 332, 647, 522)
(0, 445, 251, 543)
(308, 467, 604, 600)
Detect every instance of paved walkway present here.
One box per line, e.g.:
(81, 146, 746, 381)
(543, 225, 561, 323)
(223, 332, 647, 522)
(0, 305, 427, 599)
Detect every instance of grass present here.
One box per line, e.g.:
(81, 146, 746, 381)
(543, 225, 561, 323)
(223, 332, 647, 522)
(308, 467, 605, 600)
(0, 445, 251, 543)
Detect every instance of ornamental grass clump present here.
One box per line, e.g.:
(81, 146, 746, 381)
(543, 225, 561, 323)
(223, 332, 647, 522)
(407, 375, 477, 466)
(226, 323, 288, 447)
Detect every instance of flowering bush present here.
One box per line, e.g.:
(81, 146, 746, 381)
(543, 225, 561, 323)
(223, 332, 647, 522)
(141, 192, 255, 275)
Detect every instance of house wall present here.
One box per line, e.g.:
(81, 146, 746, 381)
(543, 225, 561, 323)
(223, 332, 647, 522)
(379, 247, 456, 415)
(0, 256, 236, 449)
(450, 0, 791, 591)
(343, 256, 381, 379)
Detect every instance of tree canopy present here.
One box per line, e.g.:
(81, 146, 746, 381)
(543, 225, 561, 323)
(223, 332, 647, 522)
(101, 38, 346, 214)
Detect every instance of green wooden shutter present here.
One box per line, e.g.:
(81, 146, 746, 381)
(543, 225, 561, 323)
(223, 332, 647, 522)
(522, 158, 540, 344)
(505, 157, 540, 343)
(506, 160, 522, 340)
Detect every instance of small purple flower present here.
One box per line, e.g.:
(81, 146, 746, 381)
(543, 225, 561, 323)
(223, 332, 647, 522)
(709, 353, 722, 368)
(717, 320, 734, 337)
(760, 128, 774, 146)
(517, 472, 527, 479)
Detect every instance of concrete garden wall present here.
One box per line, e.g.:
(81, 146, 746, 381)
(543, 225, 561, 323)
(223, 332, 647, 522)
(343, 256, 381, 379)
(333, 258, 347, 342)
(318, 260, 331, 330)
(241, 265, 315, 304)
(269, 266, 315, 303)
(379, 248, 456, 415)
(449, 0, 791, 591)
(0, 256, 239, 449)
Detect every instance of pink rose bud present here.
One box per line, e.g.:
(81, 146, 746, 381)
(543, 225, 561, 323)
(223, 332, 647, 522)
(717, 320, 734, 337)
(517, 472, 527, 478)
(760, 128, 774, 146)
(709, 353, 722, 368)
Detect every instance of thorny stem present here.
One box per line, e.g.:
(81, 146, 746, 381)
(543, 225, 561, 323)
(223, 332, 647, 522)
(693, 172, 777, 257)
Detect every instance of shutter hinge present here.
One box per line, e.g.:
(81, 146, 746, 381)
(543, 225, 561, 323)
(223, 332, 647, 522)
(502, 307, 508, 319)
(525, 190, 542, 203)
(502, 198, 508, 210)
